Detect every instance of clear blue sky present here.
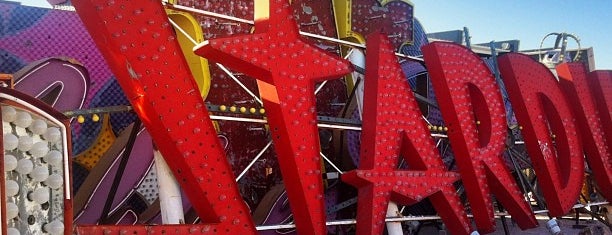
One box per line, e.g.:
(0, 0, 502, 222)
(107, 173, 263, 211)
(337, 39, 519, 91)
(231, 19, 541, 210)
(18, 0, 612, 70)
(413, 0, 612, 70)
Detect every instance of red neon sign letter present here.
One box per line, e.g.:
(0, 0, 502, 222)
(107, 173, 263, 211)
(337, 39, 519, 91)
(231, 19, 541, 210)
(557, 63, 612, 201)
(588, 71, 612, 154)
(194, 0, 352, 234)
(423, 42, 537, 232)
(498, 54, 584, 217)
(589, 70, 612, 200)
(342, 34, 471, 235)
(72, 0, 257, 233)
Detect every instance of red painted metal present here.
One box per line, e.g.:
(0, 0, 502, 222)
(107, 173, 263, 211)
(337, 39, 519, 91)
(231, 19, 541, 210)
(557, 63, 612, 201)
(594, 71, 612, 110)
(341, 34, 471, 235)
(71, 0, 256, 234)
(498, 53, 584, 217)
(194, 0, 352, 234)
(423, 42, 537, 232)
(588, 71, 612, 156)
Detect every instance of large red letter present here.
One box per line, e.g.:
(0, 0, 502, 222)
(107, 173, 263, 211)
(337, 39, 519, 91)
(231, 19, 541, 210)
(72, 0, 256, 233)
(423, 42, 537, 233)
(589, 71, 612, 199)
(498, 54, 584, 216)
(194, 1, 352, 234)
(556, 64, 612, 201)
(588, 71, 612, 153)
(342, 34, 471, 235)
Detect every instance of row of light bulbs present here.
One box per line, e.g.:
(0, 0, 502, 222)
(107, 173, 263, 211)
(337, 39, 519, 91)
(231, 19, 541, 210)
(3, 105, 65, 235)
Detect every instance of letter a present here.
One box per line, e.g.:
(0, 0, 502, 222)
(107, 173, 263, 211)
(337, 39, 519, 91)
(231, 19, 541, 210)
(343, 34, 472, 235)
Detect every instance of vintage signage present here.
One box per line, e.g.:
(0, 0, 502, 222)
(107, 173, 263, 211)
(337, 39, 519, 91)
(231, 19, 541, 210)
(423, 43, 538, 233)
(67, 0, 612, 234)
(499, 54, 584, 218)
(556, 64, 612, 201)
(341, 34, 470, 235)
